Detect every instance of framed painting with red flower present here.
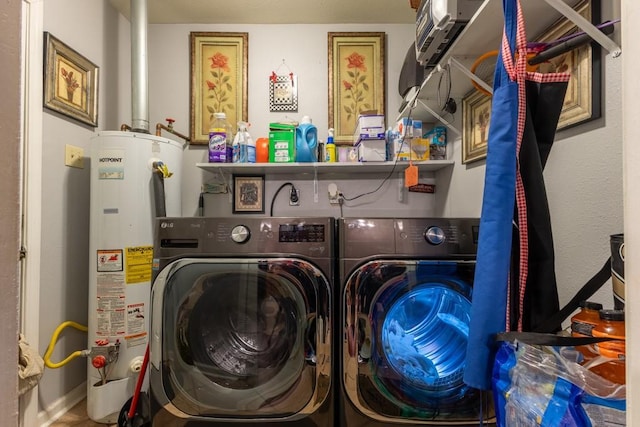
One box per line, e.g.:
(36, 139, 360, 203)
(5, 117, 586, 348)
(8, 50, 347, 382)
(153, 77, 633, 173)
(190, 32, 248, 145)
(44, 32, 99, 127)
(328, 32, 385, 144)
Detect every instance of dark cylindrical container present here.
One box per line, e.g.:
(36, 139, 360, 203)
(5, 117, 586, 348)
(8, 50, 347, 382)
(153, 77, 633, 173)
(610, 234, 625, 310)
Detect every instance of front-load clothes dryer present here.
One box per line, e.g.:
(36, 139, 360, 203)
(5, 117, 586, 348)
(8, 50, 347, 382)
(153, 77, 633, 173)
(337, 218, 494, 426)
(149, 217, 335, 426)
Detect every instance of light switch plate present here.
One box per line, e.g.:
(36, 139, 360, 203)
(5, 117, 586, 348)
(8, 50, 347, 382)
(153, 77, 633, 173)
(65, 144, 84, 168)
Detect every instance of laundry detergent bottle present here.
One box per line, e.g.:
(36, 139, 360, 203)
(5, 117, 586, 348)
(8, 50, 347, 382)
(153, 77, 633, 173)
(295, 115, 318, 162)
(209, 112, 233, 163)
(325, 128, 336, 163)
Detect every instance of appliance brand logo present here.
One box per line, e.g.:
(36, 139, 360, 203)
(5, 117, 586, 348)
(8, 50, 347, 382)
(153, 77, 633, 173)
(310, 246, 326, 255)
(160, 222, 174, 229)
(99, 157, 123, 162)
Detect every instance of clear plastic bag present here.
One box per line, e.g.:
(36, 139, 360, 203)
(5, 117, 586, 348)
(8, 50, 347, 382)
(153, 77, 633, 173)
(492, 341, 626, 426)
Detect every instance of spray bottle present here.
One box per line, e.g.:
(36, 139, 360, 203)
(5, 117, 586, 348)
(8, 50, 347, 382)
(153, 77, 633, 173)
(232, 121, 253, 163)
(325, 128, 336, 163)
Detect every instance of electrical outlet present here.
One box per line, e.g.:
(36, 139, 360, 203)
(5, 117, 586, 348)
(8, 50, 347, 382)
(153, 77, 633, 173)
(289, 187, 300, 206)
(65, 144, 84, 169)
(328, 183, 340, 205)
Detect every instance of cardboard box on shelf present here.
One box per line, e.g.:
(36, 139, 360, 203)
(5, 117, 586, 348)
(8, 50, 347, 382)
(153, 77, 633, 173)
(388, 137, 411, 162)
(410, 138, 430, 160)
(354, 114, 385, 144)
(269, 123, 296, 163)
(357, 139, 387, 162)
(425, 125, 447, 160)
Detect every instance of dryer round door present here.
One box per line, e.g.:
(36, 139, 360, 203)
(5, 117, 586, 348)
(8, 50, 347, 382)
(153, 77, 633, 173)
(150, 257, 332, 421)
(343, 259, 486, 423)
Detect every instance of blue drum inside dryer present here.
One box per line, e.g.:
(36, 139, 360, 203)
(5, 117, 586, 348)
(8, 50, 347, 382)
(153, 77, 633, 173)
(346, 260, 483, 420)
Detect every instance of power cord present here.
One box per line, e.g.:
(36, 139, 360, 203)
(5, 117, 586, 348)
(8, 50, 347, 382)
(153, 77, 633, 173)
(438, 63, 457, 115)
(270, 182, 298, 216)
(339, 93, 419, 204)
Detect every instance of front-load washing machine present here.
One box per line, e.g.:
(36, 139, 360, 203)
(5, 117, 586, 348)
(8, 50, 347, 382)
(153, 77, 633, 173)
(149, 217, 335, 426)
(337, 218, 494, 426)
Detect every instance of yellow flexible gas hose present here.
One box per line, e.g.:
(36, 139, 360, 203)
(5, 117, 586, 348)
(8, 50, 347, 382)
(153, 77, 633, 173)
(43, 321, 89, 369)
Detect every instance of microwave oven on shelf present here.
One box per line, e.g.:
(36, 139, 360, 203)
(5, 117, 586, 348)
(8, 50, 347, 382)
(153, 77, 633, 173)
(416, 0, 483, 67)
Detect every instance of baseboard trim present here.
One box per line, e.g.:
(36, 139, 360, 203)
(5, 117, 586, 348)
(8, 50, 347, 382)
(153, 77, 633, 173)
(37, 381, 86, 427)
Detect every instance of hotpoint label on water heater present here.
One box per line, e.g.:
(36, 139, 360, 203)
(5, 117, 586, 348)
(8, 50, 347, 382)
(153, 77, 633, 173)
(97, 249, 123, 272)
(125, 246, 154, 284)
(98, 149, 125, 180)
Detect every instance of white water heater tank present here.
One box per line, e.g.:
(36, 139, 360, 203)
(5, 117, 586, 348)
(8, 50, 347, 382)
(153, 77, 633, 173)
(87, 131, 183, 423)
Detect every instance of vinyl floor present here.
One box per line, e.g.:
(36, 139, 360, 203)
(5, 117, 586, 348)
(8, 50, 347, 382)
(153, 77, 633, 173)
(49, 399, 118, 427)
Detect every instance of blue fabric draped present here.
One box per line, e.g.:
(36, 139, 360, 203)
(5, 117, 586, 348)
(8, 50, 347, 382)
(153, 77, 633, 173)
(463, 0, 520, 390)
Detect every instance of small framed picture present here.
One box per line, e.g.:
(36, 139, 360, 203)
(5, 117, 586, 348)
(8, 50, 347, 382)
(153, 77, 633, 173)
(233, 175, 265, 214)
(43, 32, 99, 127)
(462, 89, 492, 164)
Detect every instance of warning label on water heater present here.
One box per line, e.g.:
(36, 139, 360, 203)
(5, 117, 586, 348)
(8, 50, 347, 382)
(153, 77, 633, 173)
(125, 246, 153, 284)
(126, 302, 145, 337)
(97, 249, 123, 272)
(96, 269, 126, 336)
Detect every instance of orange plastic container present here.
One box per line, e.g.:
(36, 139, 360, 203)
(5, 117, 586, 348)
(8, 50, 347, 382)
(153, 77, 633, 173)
(256, 137, 270, 163)
(571, 301, 603, 363)
(593, 309, 625, 359)
(590, 309, 626, 384)
(571, 301, 603, 337)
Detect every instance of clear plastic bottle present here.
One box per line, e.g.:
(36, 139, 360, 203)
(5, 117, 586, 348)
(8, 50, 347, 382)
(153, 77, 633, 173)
(232, 122, 252, 163)
(208, 112, 233, 163)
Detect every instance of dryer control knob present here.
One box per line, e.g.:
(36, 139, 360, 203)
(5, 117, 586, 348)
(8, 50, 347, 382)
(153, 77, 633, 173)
(231, 225, 250, 243)
(424, 226, 446, 245)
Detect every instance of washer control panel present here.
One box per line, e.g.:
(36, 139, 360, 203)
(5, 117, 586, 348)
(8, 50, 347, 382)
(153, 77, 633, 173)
(230, 225, 250, 244)
(424, 226, 446, 245)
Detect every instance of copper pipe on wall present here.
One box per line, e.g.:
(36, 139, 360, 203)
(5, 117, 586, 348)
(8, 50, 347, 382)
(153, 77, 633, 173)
(156, 122, 190, 145)
(120, 124, 132, 131)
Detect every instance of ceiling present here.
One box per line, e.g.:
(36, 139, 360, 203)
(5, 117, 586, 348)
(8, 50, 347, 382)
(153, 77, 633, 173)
(108, 0, 417, 24)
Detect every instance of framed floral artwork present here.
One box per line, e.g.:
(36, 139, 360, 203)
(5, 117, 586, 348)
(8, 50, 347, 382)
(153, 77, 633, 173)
(462, 89, 492, 164)
(43, 32, 99, 127)
(232, 175, 265, 214)
(534, 0, 601, 130)
(190, 32, 248, 145)
(328, 32, 385, 145)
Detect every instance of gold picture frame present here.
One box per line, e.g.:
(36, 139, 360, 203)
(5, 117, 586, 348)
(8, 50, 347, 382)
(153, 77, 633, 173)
(44, 32, 99, 127)
(328, 32, 385, 145)
(462, 90, 492, 164)
(190, 32, 248, 145)
(535, 0, 600, 130)
(233, 175, 265, 214)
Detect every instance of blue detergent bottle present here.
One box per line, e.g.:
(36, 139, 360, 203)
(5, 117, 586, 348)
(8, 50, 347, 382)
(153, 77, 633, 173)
(295, 115, 318, 162)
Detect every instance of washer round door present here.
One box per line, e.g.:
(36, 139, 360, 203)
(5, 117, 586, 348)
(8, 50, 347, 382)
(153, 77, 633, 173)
(343, 259, 488, 423)
(150, 257, 332, 421)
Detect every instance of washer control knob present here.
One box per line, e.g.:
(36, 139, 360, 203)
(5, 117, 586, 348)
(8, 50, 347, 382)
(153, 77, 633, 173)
(424, 226, 446, 245)
(231, 225, 250, 243)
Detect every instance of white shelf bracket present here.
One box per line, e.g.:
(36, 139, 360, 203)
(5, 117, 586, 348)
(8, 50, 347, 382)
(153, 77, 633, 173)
(416, 99, 461, 136)
(449, 56, 493, 96)
(542, 0, 621, 57)
(313, 168, 319, 203)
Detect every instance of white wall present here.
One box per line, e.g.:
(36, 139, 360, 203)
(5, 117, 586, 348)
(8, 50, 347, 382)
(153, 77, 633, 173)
(38, 0, 124, 418)
(147, 23, 428, 219)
